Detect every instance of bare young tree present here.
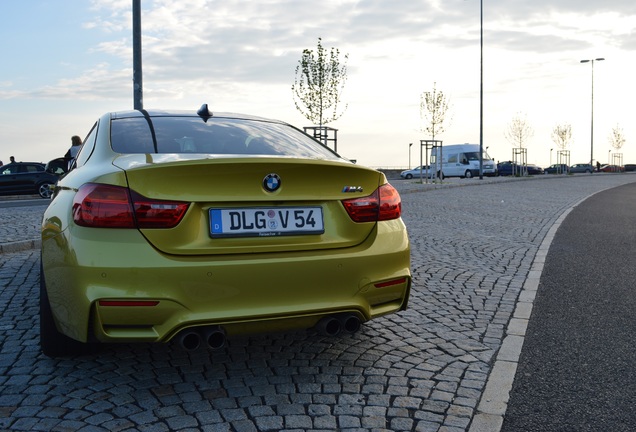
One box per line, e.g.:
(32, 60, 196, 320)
(504, 112, 534, 148)
(608, 124, 626, 151)
(420, 82, 452, 141)
(291, 37, 348, 128)
(551, 123, 572, 150)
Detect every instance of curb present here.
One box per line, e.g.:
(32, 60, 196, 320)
(0, 239, 41, 254)
(468, 183, 620, 431)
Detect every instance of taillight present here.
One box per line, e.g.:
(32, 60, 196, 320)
(342, 183, 402, 222)
(130, 191, 189, 228)
(73, 183, 189, 229)
(73, 184, 135, 228)
(377, 183, 402, 220)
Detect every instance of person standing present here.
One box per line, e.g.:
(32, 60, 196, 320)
(65, 135, 82, 159)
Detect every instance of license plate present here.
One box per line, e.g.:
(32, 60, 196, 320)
(209, 207, 324, 238)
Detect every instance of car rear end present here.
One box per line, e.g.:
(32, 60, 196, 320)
(41, 109, 411, 349)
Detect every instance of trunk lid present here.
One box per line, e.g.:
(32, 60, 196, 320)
(114, 154, 385, 255)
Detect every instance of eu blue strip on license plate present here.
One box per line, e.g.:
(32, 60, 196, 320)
(210, 207, 324, 238)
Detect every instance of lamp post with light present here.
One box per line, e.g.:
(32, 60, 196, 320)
(464, 0, 484, 178)
(409, 143, 413, 169)
(580, 57, 604, 171)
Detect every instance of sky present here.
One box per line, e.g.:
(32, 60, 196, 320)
(1, 0, 635, 169)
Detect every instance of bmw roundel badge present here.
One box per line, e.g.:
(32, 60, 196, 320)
(263, 173, 281, 192)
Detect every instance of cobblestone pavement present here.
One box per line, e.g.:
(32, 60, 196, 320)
(0, 203, 46, 253)
(1, 174, 635, 432)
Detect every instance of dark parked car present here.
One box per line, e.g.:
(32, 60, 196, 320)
(497, 161, 543, 176)
(497, 161, 516, 176)
(527, 164, 544, 175)
(545, 164, 569, 174)
(624, 164, 636, 172)
(0, 161, 60, 198)
(570, 163, 594, 174)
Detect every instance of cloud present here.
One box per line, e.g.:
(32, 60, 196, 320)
(4, 0, 635, 114)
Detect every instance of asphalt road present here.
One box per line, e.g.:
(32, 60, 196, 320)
(502, 182, 636, 431)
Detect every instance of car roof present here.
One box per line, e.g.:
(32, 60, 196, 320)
(4, 162, 44, 166)
(109, 109, 284, 124)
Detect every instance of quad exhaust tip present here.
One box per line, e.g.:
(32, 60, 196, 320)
(177, 315, 360, 350)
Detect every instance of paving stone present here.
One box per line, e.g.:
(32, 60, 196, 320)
(2, 175, 635, 431)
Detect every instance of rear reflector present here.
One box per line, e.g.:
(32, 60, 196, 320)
(374, 277, 408, 288)
(98, 300, 160, 307)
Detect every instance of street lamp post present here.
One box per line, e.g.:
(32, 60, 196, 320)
(132, 0, 143, 110)
(478, 0, 484, 180)
(409, 143, 413, 169)
(580, 57, 604, 172)
(550, 148, 553, 165)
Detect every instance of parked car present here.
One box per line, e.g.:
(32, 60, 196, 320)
(400, 165, 433, 179)
(497, 161, 519, 176)
(570, 163, 594, 174)
(624, 164, 636, 172)
(497, 162, 544, 176)
(39, 105, 412, 357)
(599, 164, 624, 173)
(544, 164, 569, 174)
(0, 161, 60, 198)
(527, 164, 544, 175)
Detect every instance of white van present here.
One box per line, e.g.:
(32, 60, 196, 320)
(430, 144, 496, 178)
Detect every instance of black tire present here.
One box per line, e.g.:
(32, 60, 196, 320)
(40, 260, 91, 357)
(405, 174, 413, 179)
(38, 182, 54, 199)
(437, 171, 444, 180)
(465, 170, 473, 179)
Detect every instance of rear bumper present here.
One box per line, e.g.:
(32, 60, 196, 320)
(42, 220, 411, 343)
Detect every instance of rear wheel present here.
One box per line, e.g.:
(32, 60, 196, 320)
(40, 261, 91, 357)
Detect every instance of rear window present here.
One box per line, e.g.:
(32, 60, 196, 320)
(110, 116, 341, 161)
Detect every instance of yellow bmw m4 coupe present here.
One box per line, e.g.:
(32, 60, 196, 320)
(40, 105, 411, 357)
